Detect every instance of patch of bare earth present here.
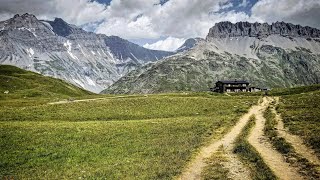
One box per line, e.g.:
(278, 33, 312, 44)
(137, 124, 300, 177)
(248, 97, 303, 180)
(222, 147, 251, 180)
(178, 98, 265, 180)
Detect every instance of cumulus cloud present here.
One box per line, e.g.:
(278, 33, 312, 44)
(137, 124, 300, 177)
(96, 15, 160, 39)
(95, 0, 241, 39)
(1, 0, 320, 42)
(251, 0, 320, 28)
(0, 0, 108, 25)
(143, 37, 186, 51)
(95, 0, 261, 40)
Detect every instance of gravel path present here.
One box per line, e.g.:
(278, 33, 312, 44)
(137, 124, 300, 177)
(248, 97, 303, 180)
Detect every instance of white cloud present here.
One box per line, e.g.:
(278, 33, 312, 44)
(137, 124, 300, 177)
(251, 0, 320, 28)
(96, 0, 239, 39)
(96, 15, 160, 39)
(239, 0, 249, 7)
(143, 37, 186, 51)
(221, 2, 233, 10)
(0, 0, 108, 25)
(0, 0, 265, 40)
(1, 0, 320, 41)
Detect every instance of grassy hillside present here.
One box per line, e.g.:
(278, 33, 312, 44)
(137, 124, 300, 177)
(269, 84, 320, 96)
(0, 93, 258, 179)
(277, 89, 320, 155)
(229, 84, 320, 96)
(268, 84, 320, 156)
(0, 65, 92, 100)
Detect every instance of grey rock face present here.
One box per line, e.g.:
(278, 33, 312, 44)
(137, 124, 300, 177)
(0, 14, 173, 93)
(207, 21, 320, 39)
(104, 36, 172, 63)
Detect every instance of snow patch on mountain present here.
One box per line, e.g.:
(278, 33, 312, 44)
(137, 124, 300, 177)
(73, 79, 85, 88)
(25, 48, 34, 58)
(63, 40, 78, 60)
(85, 76, 96, 86)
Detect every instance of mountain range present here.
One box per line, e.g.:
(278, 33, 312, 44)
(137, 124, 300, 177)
(103, 21, 320, 94)
(1, 14, 320, 94)
(0, 13, 173, 93)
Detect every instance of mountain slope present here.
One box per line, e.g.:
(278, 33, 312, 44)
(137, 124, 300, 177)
(103, 21, 320, 94)
(0, 65, 92, 99)
(0, 13, 173, 93)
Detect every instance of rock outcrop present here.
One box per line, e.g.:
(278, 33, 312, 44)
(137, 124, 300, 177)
(207, 21, 320, 39)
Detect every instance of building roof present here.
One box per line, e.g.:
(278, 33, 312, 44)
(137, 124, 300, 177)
(216, 80, 249, 84)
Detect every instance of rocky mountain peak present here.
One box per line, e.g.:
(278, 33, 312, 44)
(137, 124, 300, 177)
(52, 17, 68, 25)
(12, 13, 37, 20)
(207, 21, 320, 39)
(1, 13, 39, 29)
(46, 17, 85, 37)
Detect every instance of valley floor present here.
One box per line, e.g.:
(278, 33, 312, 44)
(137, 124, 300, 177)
(0, 93, 256, 179)
(1, 90, 320, 179)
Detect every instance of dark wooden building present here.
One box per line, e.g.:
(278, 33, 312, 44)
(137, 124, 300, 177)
(212, 80, 250, 93)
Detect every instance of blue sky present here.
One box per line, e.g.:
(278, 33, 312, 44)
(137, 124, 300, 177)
(93, 0, 112, 5)
(0, 0, 319, 51)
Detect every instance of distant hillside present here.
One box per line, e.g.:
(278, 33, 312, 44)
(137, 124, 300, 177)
(0, 65, 92, 99)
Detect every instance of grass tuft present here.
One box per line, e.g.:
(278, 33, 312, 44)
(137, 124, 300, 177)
(201, 148, 231, 180)
(264, 106, 293, 154)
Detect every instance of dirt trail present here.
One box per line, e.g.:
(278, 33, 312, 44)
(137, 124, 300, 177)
(248, 97, 303, 180)
(178, 98, 266, 180)
(48, 96, 126, 105)
(272, 98, 320, 168)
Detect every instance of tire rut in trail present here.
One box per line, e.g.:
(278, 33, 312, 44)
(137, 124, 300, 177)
(248, 97, 303, 180)
(222, 147, 251, 180)
(273, 97, 320, 171)
(178, 98, 267, 180)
